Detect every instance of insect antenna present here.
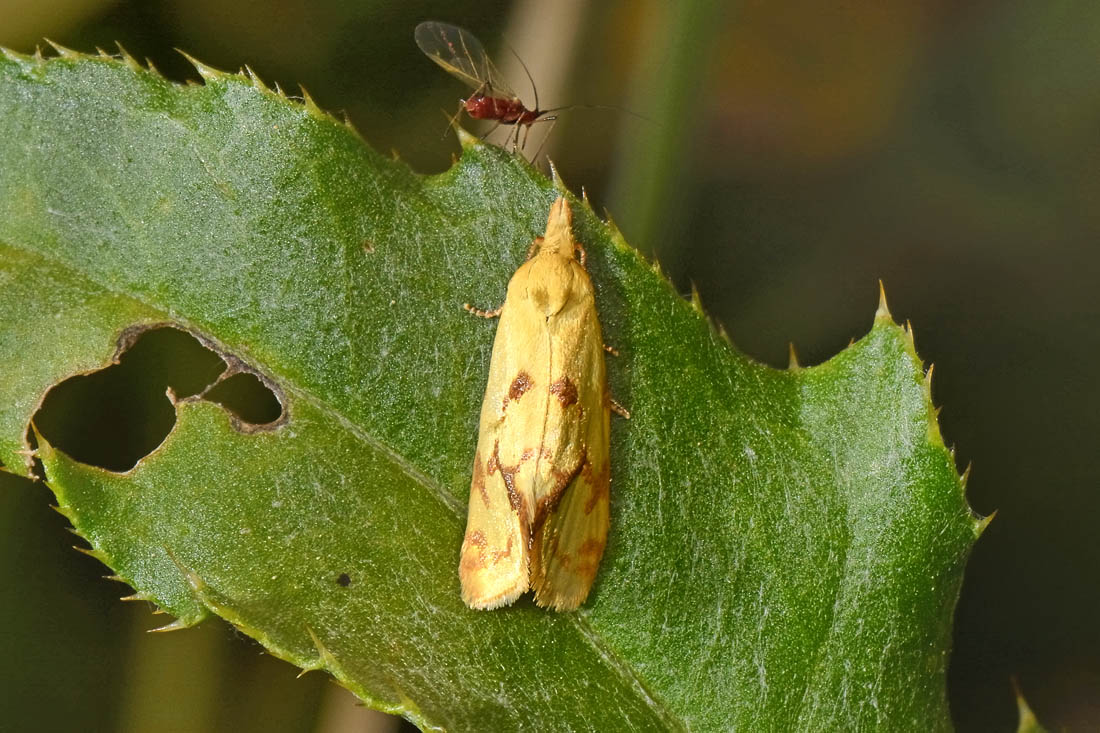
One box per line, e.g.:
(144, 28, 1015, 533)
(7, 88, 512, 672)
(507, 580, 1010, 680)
(505, 41, 539, 111)
(537, 103, 659, 127)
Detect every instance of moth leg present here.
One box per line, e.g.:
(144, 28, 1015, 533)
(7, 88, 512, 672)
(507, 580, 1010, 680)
(526, 236, 544, 260)
(602, 343, 619, 357)
(611, 398, 631, 419)
(573, 242, 587, 268)
(463, 303, 502, 319)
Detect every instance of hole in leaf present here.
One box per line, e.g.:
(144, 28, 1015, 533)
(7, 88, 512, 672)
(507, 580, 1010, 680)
(203, 372, 283, 425)
(33, 326, 283, 472)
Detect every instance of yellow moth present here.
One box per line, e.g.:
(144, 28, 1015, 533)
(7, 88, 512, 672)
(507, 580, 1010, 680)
(460, 196, 614, 611)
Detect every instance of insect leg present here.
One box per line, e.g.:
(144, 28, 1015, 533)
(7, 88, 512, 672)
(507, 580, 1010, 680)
(463, 303, 503, 319)
(480, 119, 504, 144)
(611, 398, 631, 419)
(528, 116, 558, 163)
(526, 236, 545, 260)
(444, 100, 467, 135)
(572, 241, 587, 268)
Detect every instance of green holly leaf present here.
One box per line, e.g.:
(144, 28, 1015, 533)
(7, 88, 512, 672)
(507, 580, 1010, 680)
(0, 48, 981, 730)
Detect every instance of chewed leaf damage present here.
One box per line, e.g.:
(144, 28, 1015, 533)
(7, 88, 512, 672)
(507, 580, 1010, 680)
(29, 324, 285, 473)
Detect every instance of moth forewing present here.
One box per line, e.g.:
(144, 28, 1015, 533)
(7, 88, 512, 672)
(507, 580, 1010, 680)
(460, 197, 612, 611)
(531, 297, 610, 611)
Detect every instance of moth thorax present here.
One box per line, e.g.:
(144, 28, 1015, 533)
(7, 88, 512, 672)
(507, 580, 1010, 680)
(527, 258, 576, 317)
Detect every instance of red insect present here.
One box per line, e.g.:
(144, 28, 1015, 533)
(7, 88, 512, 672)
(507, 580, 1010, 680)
(415, 21, 556, 150)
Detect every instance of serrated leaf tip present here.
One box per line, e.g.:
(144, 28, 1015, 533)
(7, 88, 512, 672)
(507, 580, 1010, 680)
(176, 48, 221, 81)
(717, 322, 731, 343)
(875, 279, 892, 321)
(455, 126, 478, 147)
(299, 85, 322, 115)
(306, 626, 339, 670)
(788, 342, 800, 369)
(1011, 678, 1046, 733)
(113, 41, 141, 71)
(975, 508, 997, 536)
(689, 283, 704, 313)
(244, 64, 268, 92)
(43, 38, 79, 58)
(549, 160, 568, 194)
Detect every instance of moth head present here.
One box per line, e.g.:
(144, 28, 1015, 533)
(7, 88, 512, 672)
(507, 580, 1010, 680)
(538, 197, 575, 260)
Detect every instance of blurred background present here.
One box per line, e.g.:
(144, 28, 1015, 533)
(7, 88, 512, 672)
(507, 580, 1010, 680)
(1, 0, 1097, 730)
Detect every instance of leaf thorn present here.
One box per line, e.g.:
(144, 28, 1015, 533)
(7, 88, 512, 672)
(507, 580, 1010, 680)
(43, 38, 78, 59)
(875, 279, 892, 321)
(689, 283, 704, 314)
(176, 48, 222, 81)
(149, 618, 191, 633)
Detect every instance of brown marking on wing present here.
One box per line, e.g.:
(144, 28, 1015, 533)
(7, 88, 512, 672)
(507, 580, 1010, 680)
(548, 538, 605, 582)
(573, 537, 607, 577)
(491, 442, 533, 545)
(582, 458, 611, 515)
(499, 461, 522, 513)
(460, 528, 516, 583)
(472, 451, 490, 507)
(491, 535, 514, 563)
(532, 449, 585, 536)
(549, 376, 578, 408)
(460, 529, 489, 572)
(502, 371, 533, 411)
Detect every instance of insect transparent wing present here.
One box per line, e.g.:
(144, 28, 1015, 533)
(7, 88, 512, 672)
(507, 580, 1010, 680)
(414, 21, 516, 98)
